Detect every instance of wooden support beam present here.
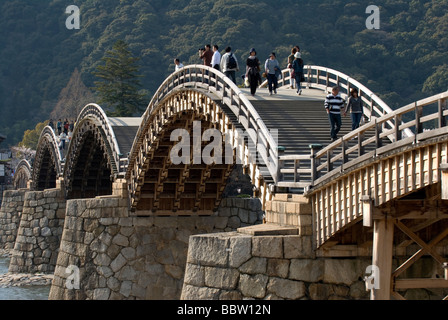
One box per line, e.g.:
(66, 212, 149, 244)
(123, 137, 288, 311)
(393, 226, 448, 278)
(394, 279, 448, 290)
(394, 220, 446, 265)
(371, 216, 394, 300)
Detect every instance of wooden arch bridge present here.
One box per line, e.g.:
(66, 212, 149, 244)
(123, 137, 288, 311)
(21, 65, 448, 300)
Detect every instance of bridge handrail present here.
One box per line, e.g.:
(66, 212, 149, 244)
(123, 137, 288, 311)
(261, 65, 414, 140)
(302, 91, 448, 190)
(128, 64, 280, 182)
(73, 103, 123, 173)
(40, 126, 63, 170)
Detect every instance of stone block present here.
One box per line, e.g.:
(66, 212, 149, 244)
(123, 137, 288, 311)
(267, 259, 290, 278)
(183, 264, 205, 287)
(181, 285, 220, 300)
(227, 216, 241, 229)
(239, 274, 268, 299)
(267, 278, 306, 300)
(110, 253, 127, 273)
(41, 227, 52, 237)
(112, 234, 129, 247)
(165, 265, 184, 280)
(187, 234, 231, 267)
(205, 267, 239, 290)
(118, 266, 137, 281)
(93, 288, 110, 300)
(323, 259, 360, 286)
(239, 257, 267, 275)
(228, 235, 252, 268)
(289, 259, 324, 283)
(119, 281, 133, 298)
(121, 247, 136, 260)
(214, 217, 229, 230)
(349, 281, 369, 300)
(252, 236, 283, 259)
(309, 283, 334, 300)
(219, 290, 243, 300)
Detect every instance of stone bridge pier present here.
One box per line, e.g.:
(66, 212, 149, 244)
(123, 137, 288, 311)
(8, 187, 66, 273)
(0, 190, 27, 251)
(49, 180, 264, 300)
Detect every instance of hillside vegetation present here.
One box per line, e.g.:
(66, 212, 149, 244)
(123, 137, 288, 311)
(0, 0, 447, 146)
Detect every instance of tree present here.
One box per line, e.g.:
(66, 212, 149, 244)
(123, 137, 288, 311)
(92, 40, 147, 117)
(19, 121, 49, 151)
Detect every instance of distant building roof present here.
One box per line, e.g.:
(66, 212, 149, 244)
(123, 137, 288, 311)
(0, 134, 5, 145)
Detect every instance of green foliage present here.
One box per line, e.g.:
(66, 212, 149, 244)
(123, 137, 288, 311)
(92, 40, 147, 117)
(0, 0, 447, 145)
(18, 121, 48, 151)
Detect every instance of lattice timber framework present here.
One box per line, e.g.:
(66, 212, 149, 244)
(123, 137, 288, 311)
(126, 89, 267, 216)
(64, 117, 115, 199)
(32, 127, 63, 191)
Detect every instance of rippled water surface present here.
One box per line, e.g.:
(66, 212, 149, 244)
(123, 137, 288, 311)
(0, 256, 50, 300)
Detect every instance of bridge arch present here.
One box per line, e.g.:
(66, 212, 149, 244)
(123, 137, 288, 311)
(13, 160, 32, 189)
(32, 126, 63, 191)
(126, 65, 280, 215)
(63, 104, 122, 199)
(127, 89, 243, 214)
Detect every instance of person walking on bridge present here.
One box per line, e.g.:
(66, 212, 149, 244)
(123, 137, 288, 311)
(199, 44, 213, 67)
(288, 47, 298, 89)
(174, 58, 184, 71)
(325, 86, 346, 142)
(246, 48, 261, 96)
(211, 45, 221, 71)
(220, 47, 239, 84)
(345, 88, 364, 131)
(265, 52, 280, 96)
(57, 119, 62, 136)
(292, 52, 304, 95)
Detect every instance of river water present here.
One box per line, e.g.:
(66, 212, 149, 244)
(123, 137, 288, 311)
(0, 256, 50, 300)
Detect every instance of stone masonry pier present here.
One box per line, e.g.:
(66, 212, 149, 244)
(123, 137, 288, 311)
(0, 190, 26, 251)
(49, 196, 264, 300)
(9, 188, 66, 274)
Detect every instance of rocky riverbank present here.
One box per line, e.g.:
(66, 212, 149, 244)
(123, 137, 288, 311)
(0, 273, 53, 288)
(0, 249, 53, 289)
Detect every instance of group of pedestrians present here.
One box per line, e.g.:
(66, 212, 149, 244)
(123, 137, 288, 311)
(173, 44, 364, 142)
(325, 86, 365, 142)
(48, 118, 75, 151)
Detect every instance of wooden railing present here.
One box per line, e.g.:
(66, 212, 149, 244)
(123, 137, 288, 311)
(300, 91, 448, 190)
(261, 65, 414, 139)
(40, 126, 63, 171)
(72, 103, 125, 174)
(128, 65, 280, 183)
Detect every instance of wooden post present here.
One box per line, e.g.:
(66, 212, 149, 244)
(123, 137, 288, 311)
(438, 99, 446, 129)
(361, 195, 373, 227)
(371, 215, 394, 300)
(310, 144, 323, 183)
(443, 263, 448, 281)
(440, 163, 448, 200)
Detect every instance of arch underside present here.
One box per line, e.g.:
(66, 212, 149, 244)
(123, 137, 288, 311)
(14, 165, 31, 190)
(132, 110, 234, 215)
(33, 135, 61, 191)
(64, 121, 113, 199)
